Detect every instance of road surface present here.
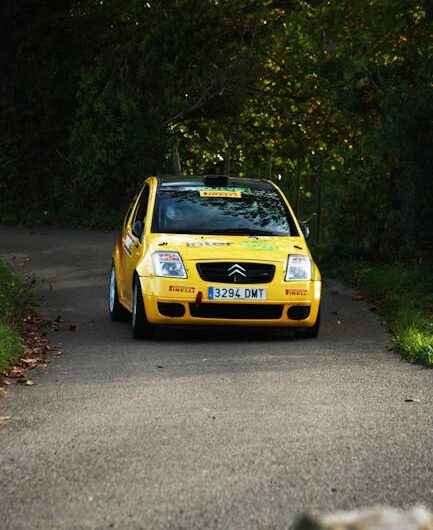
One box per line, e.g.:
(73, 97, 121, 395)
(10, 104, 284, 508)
(0, 227, 432, 530)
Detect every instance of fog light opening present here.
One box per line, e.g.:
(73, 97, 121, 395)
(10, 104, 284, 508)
(287, 306, 311, 320)
(157, 302, 185, 317)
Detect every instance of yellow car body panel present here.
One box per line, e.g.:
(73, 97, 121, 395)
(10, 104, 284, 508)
(112, 176, 321, 329)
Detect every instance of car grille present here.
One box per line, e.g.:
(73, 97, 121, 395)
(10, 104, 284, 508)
(189, 303, 283, 320)
(196, 262, 275, 284)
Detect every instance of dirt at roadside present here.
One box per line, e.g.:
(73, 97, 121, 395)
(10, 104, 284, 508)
(0, 315, 60, 396)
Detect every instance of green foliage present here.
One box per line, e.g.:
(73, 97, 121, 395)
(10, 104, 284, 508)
(0, 259, 33, 323)
(392, 309, 433, 365)
(307, 0, 433, 256)
(350, 263, 433, 366)
(0, 258, 32, 371)
(69, 65, 150, 217)
(67, 0, 270, 222)
(0, 323, 23, 372)
(0, 0, 82, 225)
(1, 0, 432, 255)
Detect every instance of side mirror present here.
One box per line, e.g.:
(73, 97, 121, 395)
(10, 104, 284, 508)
(131, 220, 144, 240)
(301, 223, 310, 239)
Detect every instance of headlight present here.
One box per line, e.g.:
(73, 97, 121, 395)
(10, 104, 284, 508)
(285, 255, 311, 281)
(152, 252, 187, 278)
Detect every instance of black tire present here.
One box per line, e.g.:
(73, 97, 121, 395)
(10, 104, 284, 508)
(109, 263, 130, 321)
(295, 307, 320, 339)
(132, 276, 154, 339)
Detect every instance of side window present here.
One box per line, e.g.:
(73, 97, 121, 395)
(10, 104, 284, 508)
(123, 198, 137, 230)
(133, 185, 150, 225)
(123, 181, 145, 230)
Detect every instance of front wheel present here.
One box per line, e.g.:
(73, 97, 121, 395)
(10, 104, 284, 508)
(132, 276, 154, 339)
(109, 264, 130, 321)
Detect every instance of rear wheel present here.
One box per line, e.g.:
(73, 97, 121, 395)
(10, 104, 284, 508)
(295, 307, 320, 339)
(132, 276, 154, 339)
(109, 264, 130, 321)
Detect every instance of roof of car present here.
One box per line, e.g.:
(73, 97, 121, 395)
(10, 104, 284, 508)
(158, 175, 274, 190)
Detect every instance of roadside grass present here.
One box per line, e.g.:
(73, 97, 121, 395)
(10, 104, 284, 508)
(326, 261, 433, 366)
(0, 258, 33, 371)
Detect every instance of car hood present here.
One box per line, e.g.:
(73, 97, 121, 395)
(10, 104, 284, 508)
(147, 234, 310, 263)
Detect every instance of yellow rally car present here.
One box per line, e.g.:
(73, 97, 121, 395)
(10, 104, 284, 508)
(109, 175, 321, 339)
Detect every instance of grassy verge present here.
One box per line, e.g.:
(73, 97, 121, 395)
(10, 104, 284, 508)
(326, 260, 433, 366)
(0, 258, 33, 372)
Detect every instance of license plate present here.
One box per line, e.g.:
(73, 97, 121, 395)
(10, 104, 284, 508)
(208, 286, 267, 300)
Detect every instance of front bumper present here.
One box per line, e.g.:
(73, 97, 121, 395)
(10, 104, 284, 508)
(139, 275, 321, 327)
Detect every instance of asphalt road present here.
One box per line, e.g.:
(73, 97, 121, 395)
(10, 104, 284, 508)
(0, 227, 432, 530)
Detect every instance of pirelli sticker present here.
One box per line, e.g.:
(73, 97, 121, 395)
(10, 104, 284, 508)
(199, 190, 242, 198)
(285, 289, 308, 296)
(168, 285, 195, 293)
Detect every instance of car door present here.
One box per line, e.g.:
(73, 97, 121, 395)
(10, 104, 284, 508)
(121, 183, 151, 305)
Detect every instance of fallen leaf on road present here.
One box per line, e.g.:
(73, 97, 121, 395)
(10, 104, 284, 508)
(404, 397, 421, 403)
(1, 314, 58, 398)
(352, 294, 365, 301)
(17, 378, 36, 385)
(51, 315, 63, 331)
(68, 324, 77, 332)
(0, 416, 11, 423)
(21, 358, 38, 365)
(157, 364, 166, 369)
(8, 367, 26, 378)
(374, 299, 385, 310)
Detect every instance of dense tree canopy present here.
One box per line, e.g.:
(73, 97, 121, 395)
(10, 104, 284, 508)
(1, 0, 432, 260)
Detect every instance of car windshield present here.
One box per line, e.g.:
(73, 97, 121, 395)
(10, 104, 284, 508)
(152, 185, 298, 236)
